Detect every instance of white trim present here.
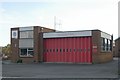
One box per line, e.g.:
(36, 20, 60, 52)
(101, 32, 111, 40)
(19, 48, 34, 57)
(43, 31, 92, 38)
(19, 27, 33, 31)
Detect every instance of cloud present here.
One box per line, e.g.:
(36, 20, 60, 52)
(0, 0, 119, 46)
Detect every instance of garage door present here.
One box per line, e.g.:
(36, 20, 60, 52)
(43, 37, 92, 63)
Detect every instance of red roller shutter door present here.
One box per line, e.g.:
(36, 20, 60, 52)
(46, 39, 49, 62)
(64, 38, 67, 62)
(43, 37, 92, 63)
(80, 37, 83, 63)
(76, 38, 79, 63)
(67, 38, 71, 62)
(88, 37, 92, 63)
(53, 38, 56, 62)
(84, 37, 86, 63)
(51, 39, 54, 62)
(82, 37, 87, 63)
(58, 38, 61, 62)
(57, 38, 60, 62)
(43, 39, 46, 62)
(54, 39, 59, 62)
(73, 38, 76, 63)
(65, 38, 69, 62)
(62, 38, 65, 62)
(70, 38, 74, 63)
(48, 39, 51, 62)
(79, 38, 82, 63)
(49, 39, 52, 62)
(64, 38, 66, 62)
(85, 37, 88, 63)
(86, 37, 88, 63)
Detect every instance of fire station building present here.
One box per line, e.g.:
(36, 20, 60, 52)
(114, 37, 120, 57)
(11, 26, 113, 64)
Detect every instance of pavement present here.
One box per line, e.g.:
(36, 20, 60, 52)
(1, 58, 119, 80)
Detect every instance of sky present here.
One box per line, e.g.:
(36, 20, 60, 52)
(0, 0, 119, 46)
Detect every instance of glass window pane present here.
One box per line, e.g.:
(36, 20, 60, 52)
(105, 38, 107, 51)
(56, 49, 58, 52)
(28, 31, 33, 38)
(108, 40, 110, 51)
(20, 31, 33, 38)
(110, 40, 112, 51)
(106, 39, 109, 51)
(20, 49, 27, 55)
(66, 49, 68, 52)
(70, 49, 72, 52)
(50, 49, 52, 52)
(103, 38, 105, 51)
(28, 48, 33, 50)
(63, 49, 65, 52)
(28, 51, 34, 56)
(60, 49, 62, 52)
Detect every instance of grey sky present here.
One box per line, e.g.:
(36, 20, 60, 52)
(0, 0, 119, 46)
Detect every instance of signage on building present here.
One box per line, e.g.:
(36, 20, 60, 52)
(93, 45, 97, 53)
(12, 30, 18, 39)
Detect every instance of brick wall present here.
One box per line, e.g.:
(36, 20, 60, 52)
(115, 38, 120, 57)
(92, 30, 113, 63)
(92, 53, 113, 63)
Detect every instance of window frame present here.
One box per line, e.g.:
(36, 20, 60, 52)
(20, 30, 33, 39)
(101, 37, 112, 52)
(19, 48, 34, 57)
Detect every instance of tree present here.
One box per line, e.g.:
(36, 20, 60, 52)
(2, 44, 11, 57)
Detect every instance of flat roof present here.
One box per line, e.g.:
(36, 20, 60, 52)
(43, 30, 92, 38)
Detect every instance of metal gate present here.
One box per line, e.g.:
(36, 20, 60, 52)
(43, 37, 92, 63)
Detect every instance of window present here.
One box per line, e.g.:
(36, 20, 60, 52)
(20, 31, 33, 38)
(74, 49, 75, 52)
(20, 49, 27, 56)
(101, 37, 112, 52)
(56, 49, 58, 52)
(60, 48, 62, 52)
(20, 48, 34, 57)
(79, 49, 82, 52)
(101, 38, 105, 51)
(84, 49, 86, 52)
(88, 48, 90, 51)
(66, 49, 68, 52)
(47, 49, 48, 52)
(63, 49, 65, 52)
(70, 49, 72, 52)
(53, 49, 55, 52)
(108, 40, 111, 51)
(28, 48, 34, 56)
(50, 49, 52, 52)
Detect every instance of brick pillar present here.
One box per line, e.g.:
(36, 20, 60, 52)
(34, 26, 43, 63)
(92, 30, 101, 63)
(11, 28, 19, 62)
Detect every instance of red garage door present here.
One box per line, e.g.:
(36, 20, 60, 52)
(43, 37, 92, 63)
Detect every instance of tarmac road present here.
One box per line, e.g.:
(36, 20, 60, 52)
(1, 58, 119, 80)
